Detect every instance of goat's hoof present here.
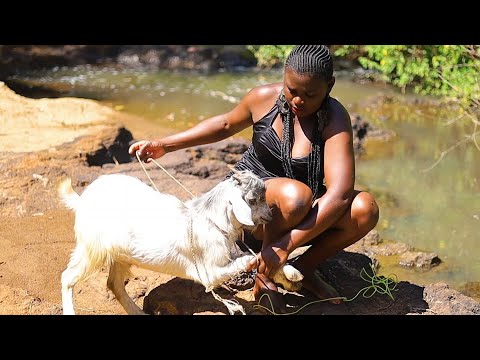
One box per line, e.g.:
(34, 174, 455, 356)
(283, 264, 304, 282)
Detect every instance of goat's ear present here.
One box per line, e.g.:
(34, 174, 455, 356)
(230, 196, 254, 227)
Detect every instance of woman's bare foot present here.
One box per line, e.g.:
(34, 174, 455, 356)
(301, 269, 343, 305)
(253, 273, 287, 314)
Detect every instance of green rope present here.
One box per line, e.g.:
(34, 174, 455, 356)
(253, 263, 399, 315)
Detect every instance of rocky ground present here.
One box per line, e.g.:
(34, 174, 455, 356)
(1, 81, 479, 315)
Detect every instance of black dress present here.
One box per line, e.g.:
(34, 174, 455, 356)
(227, 103, 325, 188)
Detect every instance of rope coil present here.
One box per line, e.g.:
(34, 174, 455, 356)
(253, 263, 398, 315)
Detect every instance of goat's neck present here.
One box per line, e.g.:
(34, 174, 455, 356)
(186, 180, 241, 239)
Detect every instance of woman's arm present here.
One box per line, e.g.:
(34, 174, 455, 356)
(129, 88, 260, 161)
(286, 103, 355, 249)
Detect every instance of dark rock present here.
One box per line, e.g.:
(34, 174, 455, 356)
(85, 127, 134, 166)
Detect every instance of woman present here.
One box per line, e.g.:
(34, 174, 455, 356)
(129, 45, 379, 312)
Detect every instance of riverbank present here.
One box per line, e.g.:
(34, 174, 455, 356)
(1, 82, 478, 315)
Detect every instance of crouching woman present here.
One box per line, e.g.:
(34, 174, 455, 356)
(129, 45, 380, 313)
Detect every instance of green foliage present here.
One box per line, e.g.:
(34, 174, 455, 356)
(246, 45, 294, 68)
(335, 45, 480, 160)
(334, 45, 480, 117)
(248, 45, 480, 129)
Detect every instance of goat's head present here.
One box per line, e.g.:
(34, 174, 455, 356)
(228, 169, 272, 229)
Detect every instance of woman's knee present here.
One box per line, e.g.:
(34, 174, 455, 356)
(275, 181, 313, 220)
(352, 191, 379, 231)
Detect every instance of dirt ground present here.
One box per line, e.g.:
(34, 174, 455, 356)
(0, 82, 171, 315)
(0, 81, 270, 315)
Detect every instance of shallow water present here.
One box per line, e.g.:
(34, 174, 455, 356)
(10, 66, 480, 301)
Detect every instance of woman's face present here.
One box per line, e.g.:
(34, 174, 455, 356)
(283, 67, 335, 117)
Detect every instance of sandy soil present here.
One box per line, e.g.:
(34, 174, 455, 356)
(0, 81, 262, 315)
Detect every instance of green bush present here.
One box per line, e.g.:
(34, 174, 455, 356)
(246, 45, 294, 68)
(335, 45, 479, 120)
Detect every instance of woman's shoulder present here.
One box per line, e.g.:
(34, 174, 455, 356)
(328, 96, 351, 123)
(244, 82, 283, 121)
(323, 97, 352, 138)
(245, 82, 282, 104)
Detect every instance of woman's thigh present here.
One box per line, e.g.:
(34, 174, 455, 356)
(251, 177, 314, 240)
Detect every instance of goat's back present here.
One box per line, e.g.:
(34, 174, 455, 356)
(72, 174, 190, 261)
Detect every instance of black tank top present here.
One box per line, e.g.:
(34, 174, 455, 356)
(228, 102, 325, 188)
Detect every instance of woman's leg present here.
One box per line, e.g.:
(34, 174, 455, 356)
(293, 190, 379, 301)
(251, 178, 313, 312)
(251, 178, 379, 309)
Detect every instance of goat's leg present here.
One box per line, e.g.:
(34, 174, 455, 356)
(106, 261, 146, 315)
(209, 254, 255, 288)
(61, 246, 90, 315)
(61, 268, 79, 315)
(212, 255, 304, 292)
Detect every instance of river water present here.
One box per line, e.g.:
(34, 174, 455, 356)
(9, 65, 480, 301)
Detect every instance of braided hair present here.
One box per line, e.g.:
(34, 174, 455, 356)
(277, 45, 333, 199)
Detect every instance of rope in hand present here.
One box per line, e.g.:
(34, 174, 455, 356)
(253, 263, 399, 315)
(135, 151, 195, 198)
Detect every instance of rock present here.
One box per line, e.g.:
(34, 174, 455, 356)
(399, 251, 441, 269)
(423, 283, 480, 315)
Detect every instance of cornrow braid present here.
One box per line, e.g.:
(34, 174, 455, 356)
(279, 45, 333, 199)
(285, 45, 333, 79)
(278, 92, 295, 181)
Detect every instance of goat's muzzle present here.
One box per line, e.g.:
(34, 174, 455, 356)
(259, 211, 273, 224)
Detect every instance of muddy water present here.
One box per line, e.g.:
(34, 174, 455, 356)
(9, 66, 480, 301)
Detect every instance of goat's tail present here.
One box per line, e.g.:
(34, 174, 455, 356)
(59, 177, 113, 279)
(58, 177, 80, 210)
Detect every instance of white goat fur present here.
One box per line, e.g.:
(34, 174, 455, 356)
(59, 170, 302, 315)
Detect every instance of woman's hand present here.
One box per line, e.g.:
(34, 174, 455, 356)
(248, 240, 290, 277)
(128, 140, 166, 163)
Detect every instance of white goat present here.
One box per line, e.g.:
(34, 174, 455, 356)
(59, 169, 303, 315)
